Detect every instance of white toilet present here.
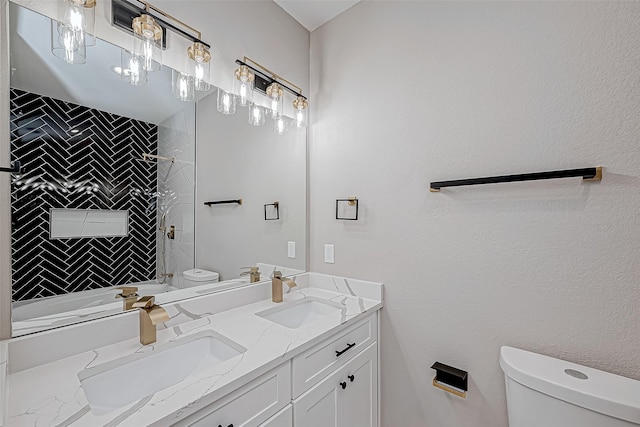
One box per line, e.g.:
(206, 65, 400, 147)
(500, 346, 640, 426)
(182, 269, 219, 288)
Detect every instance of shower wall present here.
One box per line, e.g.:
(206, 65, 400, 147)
(157, 106, 196, 288)
(10, 88, 158, 301)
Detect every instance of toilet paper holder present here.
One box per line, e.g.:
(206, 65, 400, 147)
(431, 361, 468, 398)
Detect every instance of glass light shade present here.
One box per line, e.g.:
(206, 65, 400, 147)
(293, 96, 308, 129)
(266, 82, 284, 119)
(234, 65, 254, 107)
(132, 15, 162, 72)
(248, 104, 266, 126)
(172, 70, 194, 102)
(188, 42, 211, 91)
(59, 0, 96, 47)
(51, 20, 86, 64)
(217, 88, 236, 115)
(121, 50, 148, 86)
(273, 115, 289, 135)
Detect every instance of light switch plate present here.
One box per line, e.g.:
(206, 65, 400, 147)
(324, 244, 335, 264)
(288, 241, 296, 258)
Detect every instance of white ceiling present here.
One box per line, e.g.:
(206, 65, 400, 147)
(274, 0, 361, 32)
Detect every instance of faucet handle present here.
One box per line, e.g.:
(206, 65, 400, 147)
(273, 270, 283, 279)
(240, 266, 259, 274)
(115, 286, 138, 298)
(132, 295, 155, 309)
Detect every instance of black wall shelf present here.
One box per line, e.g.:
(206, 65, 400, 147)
(430, 167, 602, 192)
(204, 199, 242, 206)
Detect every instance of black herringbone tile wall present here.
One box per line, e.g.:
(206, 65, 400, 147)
(10, 88, 158, 302)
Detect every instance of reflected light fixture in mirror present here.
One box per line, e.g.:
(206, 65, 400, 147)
(217, 88, 236, 115)
(188, 42, 211, 91)
(274, 115, 289, 135)
(234, 64, 255, 107)
(132, 14, 162, 72)
(50, 0, 96, 64)
(249, 104, 266, 126)
(172, 70, 195, 101)
(51, 20, 87, 64)
(121, 50, 148, 86)
(266, 82, 284, 119)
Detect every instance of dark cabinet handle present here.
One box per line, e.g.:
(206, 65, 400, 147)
(218, 425, 233, 427)
(335, 342, 356, 357)
(340, 381, 347, 390)
(348, 374, 355, 382)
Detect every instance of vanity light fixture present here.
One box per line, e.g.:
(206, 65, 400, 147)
(188, 42, 212, 91)
(112, 0, 213, 99)
(50, 0, 96, 64)
(293, 95, 308, 129)
(131, 14, 162, 72)
(230, 57, 309, 134)
(266, 82, 284, 119)
(234, 64, 255, 107)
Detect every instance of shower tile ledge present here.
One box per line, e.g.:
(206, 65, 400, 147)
(1, 274, 382, 427)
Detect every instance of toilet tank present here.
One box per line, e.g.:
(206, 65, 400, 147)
(500, 346, 640, 427)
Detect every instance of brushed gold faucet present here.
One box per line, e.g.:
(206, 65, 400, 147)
(272, 271, 297, 303)
(241, 266, 261, 283)
(115, 286, 139, 311)
(132, 296, 170, 345)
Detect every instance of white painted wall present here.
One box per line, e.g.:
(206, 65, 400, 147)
(196, 93, 306, 281)
(309, 2, 640, 426)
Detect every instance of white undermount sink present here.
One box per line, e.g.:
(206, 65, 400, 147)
(78, 330, 246, 415)
(256, 297, 344, 329)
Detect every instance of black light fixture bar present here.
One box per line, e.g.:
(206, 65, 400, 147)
(430, 167, 602, 192)
(204, 199, 243, 206)
(235, 59, 305, 99)
(0, 161, 23, 174)
(112, 0, 211, 49)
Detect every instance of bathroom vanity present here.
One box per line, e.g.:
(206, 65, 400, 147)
(0, 273, 382, 426)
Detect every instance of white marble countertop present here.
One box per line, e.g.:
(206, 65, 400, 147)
(4, 281, 382, 426)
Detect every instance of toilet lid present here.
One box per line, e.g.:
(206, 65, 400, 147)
(183, 269, 219, 282)
(500, 346, 640, 423)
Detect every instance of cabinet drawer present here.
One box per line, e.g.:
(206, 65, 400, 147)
(259, 404, 292, 427)
(173, 362, 291, 427)
(292, 312, 377, 398)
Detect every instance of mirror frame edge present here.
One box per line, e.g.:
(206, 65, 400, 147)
(1, 0, 12, 340)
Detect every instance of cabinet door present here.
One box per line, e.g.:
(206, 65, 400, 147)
(293, 343, 377, 427)
(337, 343, 377, 427)
(259, 404, 292, 427)
(173, 362, 291, 427)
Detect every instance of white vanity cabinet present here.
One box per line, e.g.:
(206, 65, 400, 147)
(171, 312, 379, 427)
(172, 363, 291, 427)
(292, 343, 378, 427)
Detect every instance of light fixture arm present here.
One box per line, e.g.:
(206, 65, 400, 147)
(115, 0, 210, 49)
(235, 57, 306, 100)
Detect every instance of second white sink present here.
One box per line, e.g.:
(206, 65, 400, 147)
(256, 297, 344, 329)
(78, 330, 246, 415)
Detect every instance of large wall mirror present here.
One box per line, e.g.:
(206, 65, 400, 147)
(7, 2, 307, 337)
